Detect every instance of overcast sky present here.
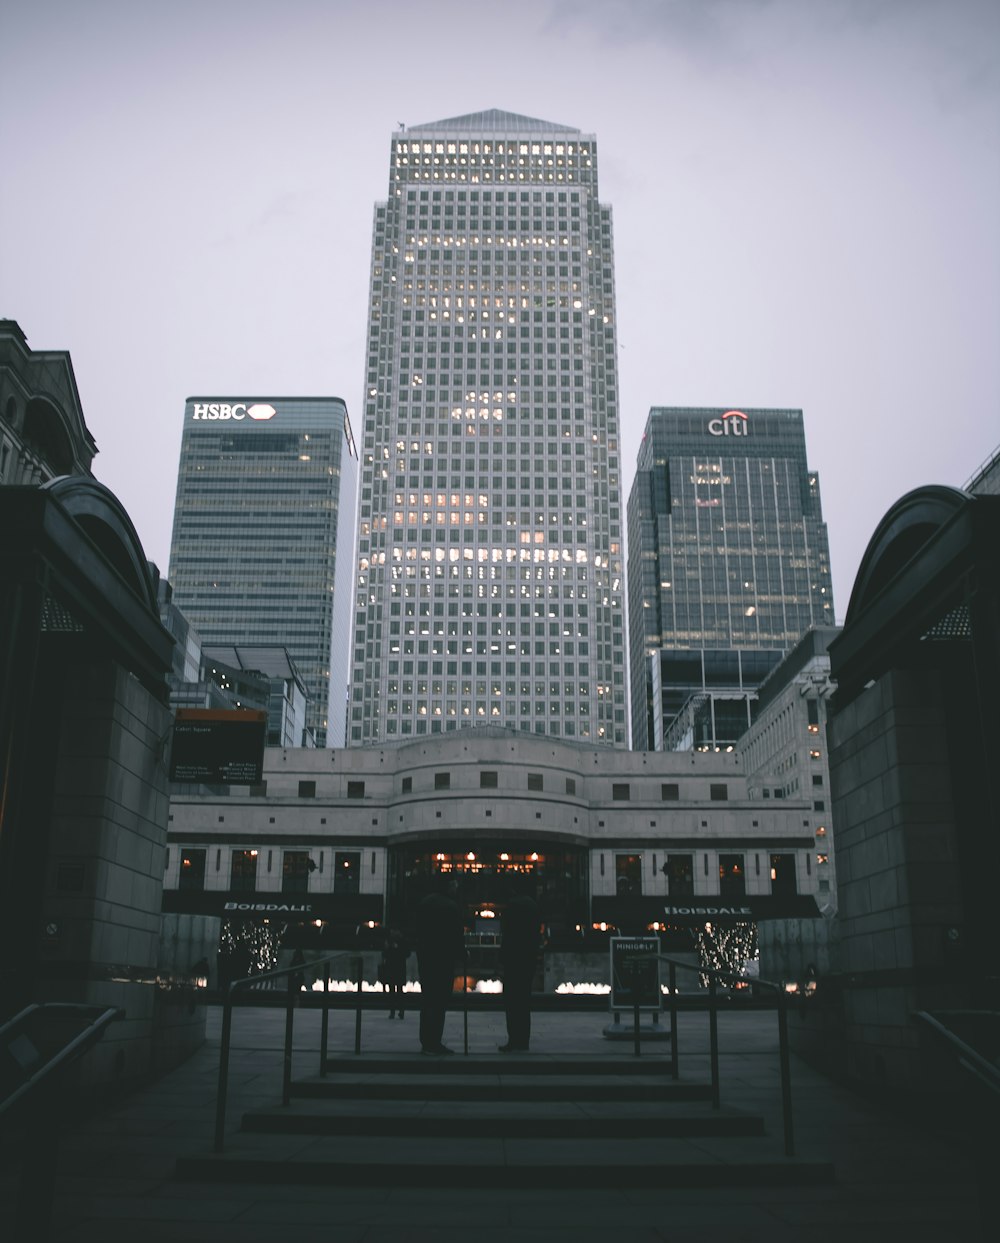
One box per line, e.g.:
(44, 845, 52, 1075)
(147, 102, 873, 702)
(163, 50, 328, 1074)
(2, 0, 997, 621)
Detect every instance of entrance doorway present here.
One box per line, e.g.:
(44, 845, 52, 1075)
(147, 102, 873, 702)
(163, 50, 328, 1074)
(387, 839, 587, 936)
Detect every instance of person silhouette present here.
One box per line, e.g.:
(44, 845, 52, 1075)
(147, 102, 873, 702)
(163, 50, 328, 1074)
(415, 879, 463, 1055)
(379, 926, 408, 1019)
(499, 893, 540, 1052)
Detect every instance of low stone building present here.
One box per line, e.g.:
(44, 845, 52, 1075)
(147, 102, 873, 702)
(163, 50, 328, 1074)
(163, 728, 821, 988)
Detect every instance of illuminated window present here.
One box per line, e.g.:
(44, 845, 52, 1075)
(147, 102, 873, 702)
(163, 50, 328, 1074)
(770, 853, 797, 896)
(666, 854, 693, 896)
(230, 850, 257, 894)
(615, 853, 641, 896)
(719, 854, 745, 897)
(334, 851, 360, 895)
(179, 848, 206, 892)
(282, 851, 313, 895)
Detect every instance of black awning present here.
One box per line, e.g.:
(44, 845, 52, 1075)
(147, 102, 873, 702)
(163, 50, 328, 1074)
(162, 890, 384, 922)
(592, 894, 821, 926)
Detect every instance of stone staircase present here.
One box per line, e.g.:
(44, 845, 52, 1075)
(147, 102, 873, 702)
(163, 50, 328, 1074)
(175, 1050, 835, 1188)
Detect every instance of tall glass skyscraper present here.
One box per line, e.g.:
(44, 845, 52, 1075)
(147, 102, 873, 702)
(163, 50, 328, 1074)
(350, 111, 626, 745)
(168, 397, 358, 747)
(627, 407, 834, 750)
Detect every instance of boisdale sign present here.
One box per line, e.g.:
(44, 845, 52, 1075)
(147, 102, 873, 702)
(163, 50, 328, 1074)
(708, 410, 748, 436)
(664, 905, 753, 918)
(160, 889, 385, 922)
(224, 901, 312, 915)
(191, 402, 277, 421)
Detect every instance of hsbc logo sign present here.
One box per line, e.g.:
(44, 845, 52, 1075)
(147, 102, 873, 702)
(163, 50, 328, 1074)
(191, 402, 277, 422)
(708, 410, 748, 437)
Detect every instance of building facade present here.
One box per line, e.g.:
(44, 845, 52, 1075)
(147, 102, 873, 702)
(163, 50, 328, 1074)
(738, 626, 839, 979)
(202, 645, 309, 750)
(162, 728, 820, 980)
(350, 110, 626, 747)
(168, 397, 358, 747)
(0, 319, 97, 484)
(965, 441, 1000, 496)
(627, 407, 834, 749)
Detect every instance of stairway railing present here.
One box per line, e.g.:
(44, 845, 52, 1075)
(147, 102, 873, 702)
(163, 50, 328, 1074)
(652, 953, 796, 1157)
(214, 951, 362, 1153)
(213, 950, 801, 1158)
(1, 1003, 120, 1241)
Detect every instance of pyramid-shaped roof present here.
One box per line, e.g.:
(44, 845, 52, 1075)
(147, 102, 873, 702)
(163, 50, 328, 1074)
(406, 109, 579, 135)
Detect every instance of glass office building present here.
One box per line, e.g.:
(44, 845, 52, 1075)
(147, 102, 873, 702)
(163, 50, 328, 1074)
(350, 111, 626, 745)
(627, 407, 834, 750)
(168, 397, 358, 747)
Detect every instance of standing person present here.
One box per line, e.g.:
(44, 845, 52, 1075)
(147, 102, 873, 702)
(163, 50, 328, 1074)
(499, 893, 540, 1053)
(379, 926, 408, 1019)
(415, 880, 463, 1055)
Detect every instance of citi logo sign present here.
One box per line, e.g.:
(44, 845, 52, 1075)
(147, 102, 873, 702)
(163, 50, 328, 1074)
(708, 410, 748, 437)
(191, 402, 276, 422)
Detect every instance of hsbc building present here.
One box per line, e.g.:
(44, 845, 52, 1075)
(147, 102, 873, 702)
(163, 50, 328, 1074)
(168, 397, 358, 747)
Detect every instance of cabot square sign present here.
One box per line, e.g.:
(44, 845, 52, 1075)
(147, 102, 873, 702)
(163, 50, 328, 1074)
(169, 709, 267, 785)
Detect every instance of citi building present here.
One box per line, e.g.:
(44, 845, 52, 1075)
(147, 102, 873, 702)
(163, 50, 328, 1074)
(627, 407, 834, 750)
(168, 396, 358, 747)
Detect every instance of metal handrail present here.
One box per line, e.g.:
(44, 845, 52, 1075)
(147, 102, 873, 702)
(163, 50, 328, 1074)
(213, 948, 800, 1158)
(913, 1010, 1000, 1099)
(214, 950, 361, 1153)
(0, 1003, 120, 1117)
(1, 1003, 120, 1242)
(650, 953, 796, 1157)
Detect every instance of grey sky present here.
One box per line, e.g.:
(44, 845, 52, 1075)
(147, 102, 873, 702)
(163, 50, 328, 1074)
(2, 0, 997, 621)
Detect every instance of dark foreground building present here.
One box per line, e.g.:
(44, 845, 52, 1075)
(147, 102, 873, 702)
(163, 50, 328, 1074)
(826, 484, 1000, 1089)
(1, 322, 198, 1090)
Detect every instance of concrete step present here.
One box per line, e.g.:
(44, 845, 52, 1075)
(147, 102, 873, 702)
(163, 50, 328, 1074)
(322, 1052, 674, 1076)
(241, 1097, 765, 1139)
(293, 1073, 710, 1102)
(176, 1134, 834, 1189)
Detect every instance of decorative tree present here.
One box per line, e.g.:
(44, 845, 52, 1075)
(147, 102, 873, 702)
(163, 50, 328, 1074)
(219, 918, 281, 976)
(696, 921, 758, 988)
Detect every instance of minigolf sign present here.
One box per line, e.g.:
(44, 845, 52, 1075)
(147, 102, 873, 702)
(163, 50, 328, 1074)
(609, 936, 661, 1013)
